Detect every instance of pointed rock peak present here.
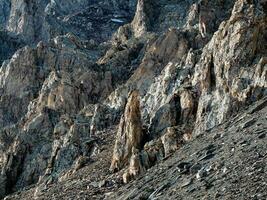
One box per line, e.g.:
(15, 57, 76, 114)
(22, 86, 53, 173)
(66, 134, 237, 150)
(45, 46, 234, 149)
(131, 0, 154, 37)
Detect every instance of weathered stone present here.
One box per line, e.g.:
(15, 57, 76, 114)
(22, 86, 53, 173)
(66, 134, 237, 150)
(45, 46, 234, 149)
(122, 148, 145, 183)
(110, 90, 143, 172)
(179, 88, 196, 123)
(142, 139, 164, 167)
(161, 127, 181, 157)
(192, 0, 267, 135)
(0, 0, 266, 199)
(131, 0, 154, 37)
(149, 94, 181, 137)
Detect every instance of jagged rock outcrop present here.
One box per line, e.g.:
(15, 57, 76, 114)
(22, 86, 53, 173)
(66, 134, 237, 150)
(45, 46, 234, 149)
(0, 34, 115, 198)
(0, 30, 23, 64)
(0, 0, 266, 199)
(107, 0, 267, 186)
(0, 34, 112, 127)
(131, 0, 154, 37)
(192, 0, 267, 135)
(0, 0, 137, 44)
(110, 90, 144, 172)
(6, 0, 50, 43)
(108, 97, 267, 200)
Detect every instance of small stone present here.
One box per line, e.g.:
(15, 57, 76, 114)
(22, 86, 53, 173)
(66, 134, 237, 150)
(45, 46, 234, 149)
(177, 162, 192, 174)
(212, 133, 221, 140)
(181, 178, 193, 188)
(242, 119, 256, 129)
(214, 192, 221, 198)
(204, 180, 214, 190)
(205, 165, 214, 173)
(240, 140, 249, 146)
(196, 168, 207, 180)
(104, 192, 113, 197)
(190, 163, 202, 174)
(199, 152, 215, 161)
(258, 133, 266, 139)
(98, 180, 106, 188)
(89, 181, 99, 188)
(187, 186, 196, 193)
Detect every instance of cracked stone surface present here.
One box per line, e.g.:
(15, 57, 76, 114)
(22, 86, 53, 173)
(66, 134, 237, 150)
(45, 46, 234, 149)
(0, 0, 266, 199)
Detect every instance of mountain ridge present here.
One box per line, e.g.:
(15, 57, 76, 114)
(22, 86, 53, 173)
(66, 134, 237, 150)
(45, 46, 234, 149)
(0, 0, 266, 199)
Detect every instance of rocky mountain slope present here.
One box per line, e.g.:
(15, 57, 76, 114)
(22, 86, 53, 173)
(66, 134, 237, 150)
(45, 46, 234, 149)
(0, 0, 266, 199)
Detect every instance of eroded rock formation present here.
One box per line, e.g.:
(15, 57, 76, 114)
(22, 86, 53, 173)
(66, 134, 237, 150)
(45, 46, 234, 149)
(110, 90, 144, 172)
(192, 0, 267, 135)
(0, 0, 266, 199)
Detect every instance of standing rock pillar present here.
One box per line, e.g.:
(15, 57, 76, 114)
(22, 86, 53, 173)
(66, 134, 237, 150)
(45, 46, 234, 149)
(110, 90, 144, 172)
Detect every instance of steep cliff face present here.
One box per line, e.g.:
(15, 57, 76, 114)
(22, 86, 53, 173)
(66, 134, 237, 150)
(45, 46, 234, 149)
(0, 35, 114, 197)
(0, 0, 137, 43)
(192, 0, 267, 135)
(0, 0, 266, 199)
(0, 30, 23, 64)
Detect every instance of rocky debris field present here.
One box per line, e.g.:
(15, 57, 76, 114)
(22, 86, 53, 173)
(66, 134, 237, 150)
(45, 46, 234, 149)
(0, 0, 266, 199)
(5, 97, 267, 200)
(108, 97, 267, 200)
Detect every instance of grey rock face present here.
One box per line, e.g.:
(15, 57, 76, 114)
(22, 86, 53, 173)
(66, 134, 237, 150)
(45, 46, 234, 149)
(149, 94, 181, 137)
(0, 0, 11, 29)
(6, 0, 50, 43)
(0, 35, 114, 198)
(192, 0, 267, 135)
(0, 0, 137, 44)
(0, 0, 266, 199)
(0, 30, 24, 65)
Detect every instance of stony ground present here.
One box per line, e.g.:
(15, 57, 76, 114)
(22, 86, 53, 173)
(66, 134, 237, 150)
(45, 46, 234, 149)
(108, 98, 267, 200)
(5, 97, 267, 200)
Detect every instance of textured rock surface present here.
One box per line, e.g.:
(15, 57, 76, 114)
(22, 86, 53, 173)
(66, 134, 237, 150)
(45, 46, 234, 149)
(110, 90, 144, 172)
(0, 0, 266, 199)
(0, 0, 137, 43)
(107, 97, 267, 200)
(192, 0, 267, 135)
(0, 30, 23, 64)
